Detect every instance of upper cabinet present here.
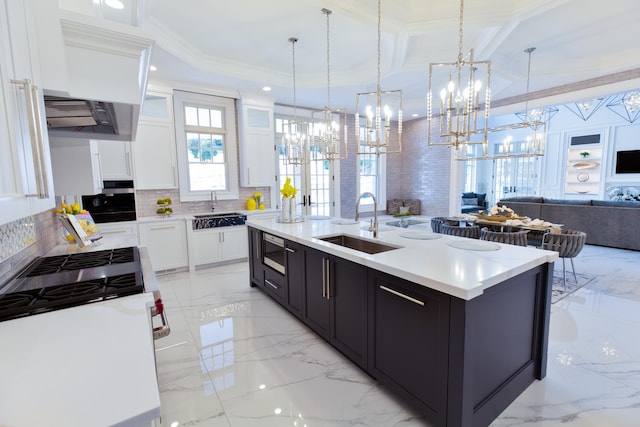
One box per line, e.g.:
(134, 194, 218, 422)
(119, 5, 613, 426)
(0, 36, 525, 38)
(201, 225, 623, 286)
(0, 0, 55, 225)
(238, 97, 276, 187)
(133, 91, 178, 190)
(97, 140, 133, 180)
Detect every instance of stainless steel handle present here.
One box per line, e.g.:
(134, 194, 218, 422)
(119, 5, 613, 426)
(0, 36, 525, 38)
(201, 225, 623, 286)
(254, 232, 260, 260)
(125, 151, 132, 176)
(285, 247, 296, 253)
(265, 279, 278, 290)
(379, 285, 425, 306)
(149, 225, 175, 231)
(95, 152, 104, 189)
(321, 258, 326, 298)
(325, 258, 331, 300)
(12, 78, 48, 198)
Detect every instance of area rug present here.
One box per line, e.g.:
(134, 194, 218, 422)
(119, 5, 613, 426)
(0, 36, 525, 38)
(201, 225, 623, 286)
(552, 272, 595, 303)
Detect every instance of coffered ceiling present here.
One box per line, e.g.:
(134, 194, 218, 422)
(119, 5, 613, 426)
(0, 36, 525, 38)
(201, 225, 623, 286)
(122, 0, 640, 116)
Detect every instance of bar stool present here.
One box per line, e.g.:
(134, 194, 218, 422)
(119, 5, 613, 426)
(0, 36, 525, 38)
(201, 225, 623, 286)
(542, 230, 587, 289)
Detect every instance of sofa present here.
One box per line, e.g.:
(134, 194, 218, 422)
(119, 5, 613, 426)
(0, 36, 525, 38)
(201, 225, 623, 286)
(461, 192, 487, 213)
(498, 197, 640, 251)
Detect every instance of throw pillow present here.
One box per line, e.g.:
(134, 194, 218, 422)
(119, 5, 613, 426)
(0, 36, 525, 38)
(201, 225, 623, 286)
(462, 192, 475, 199)
(462, 197, 478, 206)
(476, 193, 486, 206)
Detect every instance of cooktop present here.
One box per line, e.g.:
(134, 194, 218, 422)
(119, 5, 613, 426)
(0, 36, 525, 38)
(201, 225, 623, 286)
(0, 247, 144, 322)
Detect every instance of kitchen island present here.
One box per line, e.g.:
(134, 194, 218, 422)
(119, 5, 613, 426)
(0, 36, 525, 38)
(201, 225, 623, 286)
(247, 217, 558, 427)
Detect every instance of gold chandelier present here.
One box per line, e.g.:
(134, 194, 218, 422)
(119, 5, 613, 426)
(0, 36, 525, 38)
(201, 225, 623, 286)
(311, 8, 348, 161)
(454, 47, 552, 161)
(354, 0, 402, 155)
(283, 37, 311, 165)
(427, 0, 491, 150)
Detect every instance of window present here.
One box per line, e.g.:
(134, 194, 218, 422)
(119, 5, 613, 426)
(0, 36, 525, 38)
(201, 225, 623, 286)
(357, 126, 386, 212)
(173, 91, 238, 201)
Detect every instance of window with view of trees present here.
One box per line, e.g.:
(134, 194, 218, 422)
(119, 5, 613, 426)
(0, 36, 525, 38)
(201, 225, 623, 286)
(173, 91, 238, 201)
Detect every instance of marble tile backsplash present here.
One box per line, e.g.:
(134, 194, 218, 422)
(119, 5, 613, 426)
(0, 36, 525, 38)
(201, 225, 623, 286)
(0, 210, 59, 282)
(135, 187, 272, 218)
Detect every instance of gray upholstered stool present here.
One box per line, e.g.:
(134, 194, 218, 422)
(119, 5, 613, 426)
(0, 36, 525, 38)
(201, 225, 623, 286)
(542, 230, 587, 289)
(480, 228, 528, 247)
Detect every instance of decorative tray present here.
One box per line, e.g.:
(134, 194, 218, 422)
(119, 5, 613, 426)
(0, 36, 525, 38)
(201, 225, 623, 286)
(572, 160, 600, 170)
(474, 213, 526, 222)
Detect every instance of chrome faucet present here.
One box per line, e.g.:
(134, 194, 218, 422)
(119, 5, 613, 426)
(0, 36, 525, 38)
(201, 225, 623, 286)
(355, 192, 378, 238)
(211, 191, 217, 211)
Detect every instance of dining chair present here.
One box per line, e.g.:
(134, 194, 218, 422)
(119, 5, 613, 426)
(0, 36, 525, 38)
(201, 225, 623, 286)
(440, 224, 480, 239)
(430, 217, 449, 234)
(479, 228, 528, 247)
(542, 229, 587, 289)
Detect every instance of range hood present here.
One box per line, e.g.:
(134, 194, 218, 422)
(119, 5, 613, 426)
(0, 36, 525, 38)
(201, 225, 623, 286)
(32, 6, 154, 141)
(44, 95, 138, 141)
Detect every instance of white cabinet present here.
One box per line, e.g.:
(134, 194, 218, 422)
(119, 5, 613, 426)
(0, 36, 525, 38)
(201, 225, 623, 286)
(238, 98, 275, 187)
(50, 138, 103, 196)
(187, 225, 248, 271)
(138, 220, 188, 271)
(133, 91, 178, 189)
(97, 140, 133, 180)
(0, 0, 55, 225)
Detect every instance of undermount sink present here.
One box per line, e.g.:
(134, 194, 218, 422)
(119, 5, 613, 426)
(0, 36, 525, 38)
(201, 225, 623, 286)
(316, 234, 401, 255)
(192, 212, 246, 229)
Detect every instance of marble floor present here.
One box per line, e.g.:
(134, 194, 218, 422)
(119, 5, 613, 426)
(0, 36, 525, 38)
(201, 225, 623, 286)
(153, 244, 640, 427)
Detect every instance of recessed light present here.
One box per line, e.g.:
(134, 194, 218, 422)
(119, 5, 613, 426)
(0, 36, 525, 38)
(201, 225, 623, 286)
(105, 0, 124, 10)
(262, 86, 272, 92)
(150, 65, 157, 71)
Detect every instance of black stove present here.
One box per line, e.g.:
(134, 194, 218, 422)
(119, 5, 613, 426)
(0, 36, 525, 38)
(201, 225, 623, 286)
(0, 247, 144, 322)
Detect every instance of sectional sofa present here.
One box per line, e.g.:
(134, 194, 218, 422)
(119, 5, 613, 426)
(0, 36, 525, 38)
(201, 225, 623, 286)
(498, 197, 640, 251)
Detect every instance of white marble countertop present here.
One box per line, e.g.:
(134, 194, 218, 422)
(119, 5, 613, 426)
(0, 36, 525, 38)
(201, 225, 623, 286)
(0, 293, 160, 427)
(247, 215, 559, 300)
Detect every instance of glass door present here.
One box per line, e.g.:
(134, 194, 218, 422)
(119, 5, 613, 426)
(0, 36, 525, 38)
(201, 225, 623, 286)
(491, 144, 540, 205)
(275, 116, 334, 217)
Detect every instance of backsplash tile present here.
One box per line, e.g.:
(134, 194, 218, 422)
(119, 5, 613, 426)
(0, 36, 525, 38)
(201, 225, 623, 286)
(0, 216, 36, 262)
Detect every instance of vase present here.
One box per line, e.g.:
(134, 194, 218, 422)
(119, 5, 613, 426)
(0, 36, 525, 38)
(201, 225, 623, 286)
(282, 197, 292, 222)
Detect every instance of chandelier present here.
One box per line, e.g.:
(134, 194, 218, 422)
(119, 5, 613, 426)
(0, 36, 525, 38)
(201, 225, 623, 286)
(311, 8, 348, 161)
(606, 90, 640, 123)
(564, 96, 609, 121)
(354, 0, 402, 155)
(283, 37, 311, 165)
(513, 47, 558, 128)
(427, 0, 491, 150)
(454, 48, 550, 161)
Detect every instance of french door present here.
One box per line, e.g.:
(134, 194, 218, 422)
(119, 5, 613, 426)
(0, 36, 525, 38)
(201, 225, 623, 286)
(491, 155, 539, 205)
(274, 117, 335, 217)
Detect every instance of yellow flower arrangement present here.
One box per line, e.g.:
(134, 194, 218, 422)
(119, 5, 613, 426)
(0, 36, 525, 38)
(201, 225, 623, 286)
(247, 191, 264, 210)
(280, 177, 297, 198)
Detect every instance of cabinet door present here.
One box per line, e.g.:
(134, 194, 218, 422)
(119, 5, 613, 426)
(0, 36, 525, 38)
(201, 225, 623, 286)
(133, 121, 177, 189)
(138, 221, 188, 271)
(330, 257, 368, 368)
(0, 0, 54, 225)
(97, 140, 132, 180)
(239, 102, 275, 187)
(371, 272, 450, 423)
(248, 227, 263, 286)
(303, 247, 331, 339)
(188, 228, 223, 270)
(221, 227, 248, 261)
(285, 240, 304, 318)
(49, 138, 103, 196)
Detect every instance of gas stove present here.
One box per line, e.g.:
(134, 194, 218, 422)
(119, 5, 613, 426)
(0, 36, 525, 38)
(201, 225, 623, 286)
(0, 247, 145, 322)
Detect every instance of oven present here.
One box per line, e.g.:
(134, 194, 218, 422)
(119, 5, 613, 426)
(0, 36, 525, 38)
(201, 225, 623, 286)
(0, 246, 170, 340)
(81, 180, 136, 223)
(263, 233, 285, 274)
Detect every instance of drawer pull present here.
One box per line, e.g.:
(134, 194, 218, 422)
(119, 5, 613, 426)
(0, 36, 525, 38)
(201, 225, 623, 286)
(379, 285, 425, 306)
(265, 279, 279, 290)
(285, 247, 296, 253)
